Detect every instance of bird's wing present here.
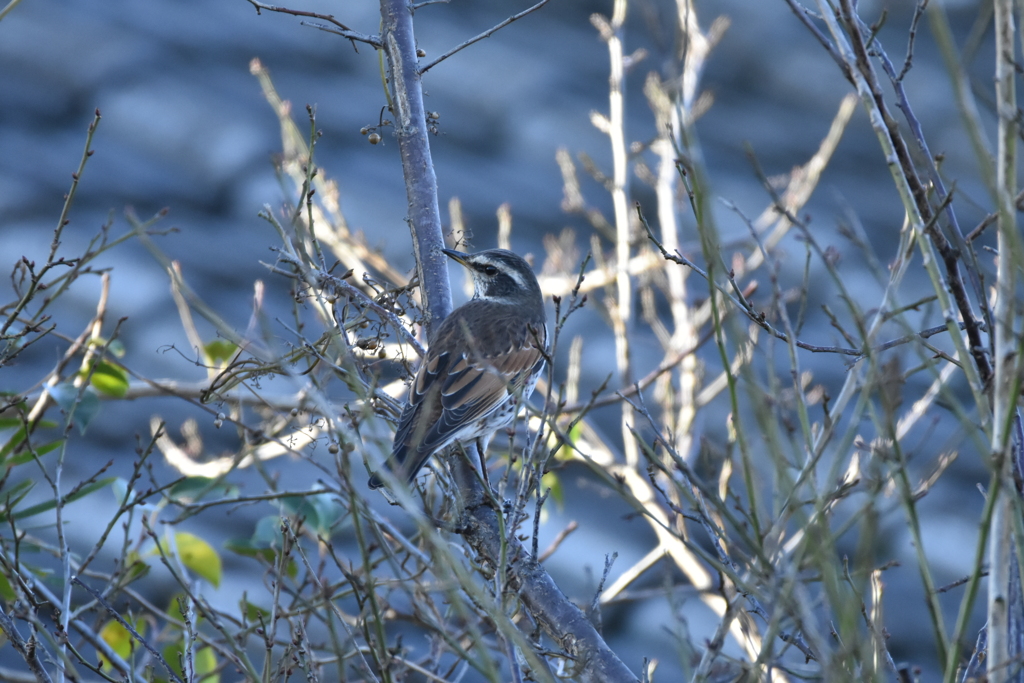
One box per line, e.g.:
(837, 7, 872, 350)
(367, 351, 449, 488)
(370, 322, 545, 488)
(418, 343, 543, 448)
(390, 350, 448, 453)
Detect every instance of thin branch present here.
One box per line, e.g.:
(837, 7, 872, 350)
(418, 0, 550, 74)
(300, 20, 381, 46)
(935, 569, 990, 595)
(640, 202, 967, 362)
(692, 487, 818, 663)
(0, 605, 54, 683)
(557, 327, 713, 414)
(267, 253, 426, 357)
(72, 578, 185, 683)
(965, 188, 1024, 242)
(245, 1, 382, 47)
(863, 12, 992, 369)
(0, 0, 27, 22)
(896, 0, 928, 82)
(782, 0, 849, 79)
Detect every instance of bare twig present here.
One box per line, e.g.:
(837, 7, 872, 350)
(0, 606, 54, 683)
(73, 578, 185, 683)
(245, 1, 382, 47)
(418, 0, 550, 74)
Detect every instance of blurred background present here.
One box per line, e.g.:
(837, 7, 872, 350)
(0, 0, 999, 678)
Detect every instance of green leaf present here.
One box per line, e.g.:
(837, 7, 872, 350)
(0, 426, 28, 464)
(162, 644, 181, 679)
(279, 491, 342, 536)
(107, 339, 126, 358)
(0, 572, 16, 602)
(163, 643, 219, 683)
(555, 422, 584, 462)
(280, 495, 320, 531)
(49, 383, 101, 434)
(5, 438, 65, 467)
(166, 532, 222, 588)
(226, 517, 297, 577)
(166, 593, 203, 626)
(99, 618, 146, 669)
(0, 479, 34, 511)
(0, 416, 57, 430)
(194, 645, 219, 683)
(89, 361, 129, 398)
(541, 471, 564, 507)
(0, 477, 117, 523)
(304, 492, 343, 536)
(240, 600, 270, 623)
(204, 340, 237, 365)
(224, 539, 297, 578)
(252, 515, 284, 547)
(224, 538, 272, 563)
(123, 555, 151, 586)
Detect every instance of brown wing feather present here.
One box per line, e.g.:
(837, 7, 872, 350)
(367, 349, 447, 488)
(440, 343, 543, 419)
(368, 307, 546, 489)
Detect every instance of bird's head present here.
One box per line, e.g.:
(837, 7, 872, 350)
(442, 248, 542, 306)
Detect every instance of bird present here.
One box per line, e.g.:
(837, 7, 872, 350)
(368, 248, 547, 490)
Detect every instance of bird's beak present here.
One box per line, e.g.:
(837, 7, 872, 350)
(442, 248, 470, 266)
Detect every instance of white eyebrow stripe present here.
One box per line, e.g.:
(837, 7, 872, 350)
(473, 256, 528, 289)
(502, 263, 527, 288)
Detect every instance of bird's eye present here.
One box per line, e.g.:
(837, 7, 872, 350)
(482, 265, 498, 276)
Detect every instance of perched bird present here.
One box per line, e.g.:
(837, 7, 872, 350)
(368, 248, 547, 490)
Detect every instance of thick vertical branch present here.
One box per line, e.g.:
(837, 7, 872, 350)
(987, 1, 1022, 681)
(380, 0, 452, 335)
(453, 457, 639, 683)
(377, 3, 637, 681)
